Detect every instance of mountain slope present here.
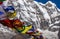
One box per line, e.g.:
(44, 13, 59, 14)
(0, 0, 60, 39)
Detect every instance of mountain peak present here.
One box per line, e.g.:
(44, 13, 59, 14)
(45, 1, 56, 7)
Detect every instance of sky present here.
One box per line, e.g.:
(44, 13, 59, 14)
(35, 0, 60, 9)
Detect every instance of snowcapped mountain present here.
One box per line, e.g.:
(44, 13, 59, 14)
(12, 0, 60, 28)
(0, 0, 60, 39)
(2, 0, 60, 31)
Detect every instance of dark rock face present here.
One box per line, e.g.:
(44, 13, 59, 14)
(40, 19, 49, 30)
(58, 28, 60, 39)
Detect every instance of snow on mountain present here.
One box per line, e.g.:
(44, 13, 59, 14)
(0, 0, 60, 39)
(16, 0, 60, 26)
(45, 1, 56, 8)
(1, 0, 60, 33)
(13, 0, 60, 39)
